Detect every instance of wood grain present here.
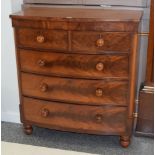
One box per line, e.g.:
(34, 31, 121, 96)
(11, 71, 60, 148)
(10, 7, 142, 22)
(11, 19, 139, 32)
(19, 49, 129, 79)
(21, 73, 128, 106)
(72, 31, 132, 52)
(16, 28, 68, 51)
(23, 97, 127, 134)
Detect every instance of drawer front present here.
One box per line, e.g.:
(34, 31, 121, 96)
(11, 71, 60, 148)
(72, 31, 132, 53)
(20, 50, 129, 79)
(23, 97, 127, 134)
(21, 73, 128, 106)
(16, 28, 68, 50)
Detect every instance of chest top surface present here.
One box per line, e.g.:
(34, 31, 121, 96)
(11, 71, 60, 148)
(10, 7, 142, 22)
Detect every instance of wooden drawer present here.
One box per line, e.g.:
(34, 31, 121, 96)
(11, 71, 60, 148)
(23, 97, 127, 134)
(21, 73, 128, 106)
(71, 31, 132, 53)
(16, 28, 68, 50)
(19, 49, 129, 79)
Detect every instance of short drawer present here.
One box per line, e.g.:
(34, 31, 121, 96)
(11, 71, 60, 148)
(19, 49, 129, 79)
(21, 73, 128, 106)
(71, 31, 132, 53)
(23, 97, 127, 134)
(16, 28, 68, 50)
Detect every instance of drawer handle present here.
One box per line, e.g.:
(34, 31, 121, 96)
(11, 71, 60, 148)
(96, 38, 104, 47)
(37, 59, 46, 67)
(40, 83, 48, 92)
(41, 108, 49, 117)
(36, 35, 45, 43)
(96, 88, 103, 97)
(96, 62, 104, 71)
(95, 114, 103, 123)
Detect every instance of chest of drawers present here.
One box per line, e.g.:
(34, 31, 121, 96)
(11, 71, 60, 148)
(10, 7, 142, 148)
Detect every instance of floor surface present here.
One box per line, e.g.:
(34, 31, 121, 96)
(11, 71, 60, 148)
(2, 142, 95, 155)
(1, 122, 154, 155)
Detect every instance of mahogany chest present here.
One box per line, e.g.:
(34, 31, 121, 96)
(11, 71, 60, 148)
(10, 7, 142, 147)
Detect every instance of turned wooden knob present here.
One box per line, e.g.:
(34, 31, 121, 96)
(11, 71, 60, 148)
(37, 59, 46, 67)
(96, 62, 104, 71)
(96, 38, 104, 47)
(41, 108, 49, 117)
(40, 83, 48, 92)
(96, 88, 103, 97)
(36, 35, 45, 43)
(95, 114, 103, 123)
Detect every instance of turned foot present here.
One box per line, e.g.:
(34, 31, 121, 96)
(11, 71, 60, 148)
(120, 136, 130, 148)
(23, 124, 33, 135)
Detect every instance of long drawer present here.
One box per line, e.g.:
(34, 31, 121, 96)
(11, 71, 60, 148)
(19, 49, 129, 79)
(21, 73, 128, 106)
(22, 97, 127, 134)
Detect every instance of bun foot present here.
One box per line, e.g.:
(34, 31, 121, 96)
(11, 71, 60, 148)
(120, 136, 130, 148)
(23, 124, 33, 135)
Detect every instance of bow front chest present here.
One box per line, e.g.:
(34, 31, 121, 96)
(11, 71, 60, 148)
(10, 7, 142, 147)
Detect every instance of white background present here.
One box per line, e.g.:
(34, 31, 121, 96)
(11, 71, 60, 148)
(2, 0, 23, 123)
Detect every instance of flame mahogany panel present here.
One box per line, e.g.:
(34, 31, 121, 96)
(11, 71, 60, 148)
(19, 49, 129, 79)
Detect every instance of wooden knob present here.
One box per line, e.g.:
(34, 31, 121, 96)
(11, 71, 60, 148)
(96, 88, 103, 97)
(95, 114, 103, 123)
(40, 83, 48, 92)
(36, 35, 45, 43)
(37, 59, 46, 67)
(96, 38, 104, 47)
(41, 108, 49, 117)
(96, 62, 104, 71)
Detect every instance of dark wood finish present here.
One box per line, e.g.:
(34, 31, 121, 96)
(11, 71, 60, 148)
(19, 49, 129, 79)
(146, 0, 154, 82)
(71, 31, 132, 52)
(11, 19, 139, 32)
(21, 73, 128, 106)
(10, 7, 142, 22)
(23, 124, 33, 135)
(16, 28, 68, 51)
(10, 8, 141, 32)
(23, 97, 127, 134)
(10, 7, 142, 147)
(120, 135, 130, 148)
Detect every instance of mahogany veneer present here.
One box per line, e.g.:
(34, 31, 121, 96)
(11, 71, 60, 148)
(10, 7, 142, 148)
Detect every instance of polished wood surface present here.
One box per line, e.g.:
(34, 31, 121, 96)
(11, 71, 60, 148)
(10, 7, 142, 22)
(10, 7, 141, 147)
(71, 31, 132, 52)
(146, 0, 154, 82)
(12, 19, 139, 32)
(19, 49, 129, 79)
(10, 7, 142, 32)
(17, 28, 68, 51)
(21, 73, 128, 106)
(128, 34, 139, 118)
(23, 97, 127, 134)
(17, 28, 132, 53)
